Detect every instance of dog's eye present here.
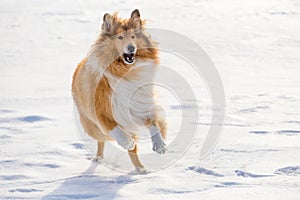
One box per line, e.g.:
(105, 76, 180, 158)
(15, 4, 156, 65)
(131, 35, 135, 39)
(117, 36, 123, 40)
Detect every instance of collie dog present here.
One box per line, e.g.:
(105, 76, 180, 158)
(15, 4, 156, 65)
(72, 9, 167, 172)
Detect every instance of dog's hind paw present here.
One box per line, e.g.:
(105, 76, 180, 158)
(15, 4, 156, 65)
(135, 166, 149, 174)
(91, 156, 103, 163)
(151, 134, 168, 154)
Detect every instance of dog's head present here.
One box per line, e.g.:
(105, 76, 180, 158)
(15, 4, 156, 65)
(101, 9, 148, 65)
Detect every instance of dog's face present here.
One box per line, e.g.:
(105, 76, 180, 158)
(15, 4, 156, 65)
(101, 9, 143, 65)
(114, 29, 137, 65)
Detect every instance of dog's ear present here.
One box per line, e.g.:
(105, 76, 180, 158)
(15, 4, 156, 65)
(131, 9, 140, 19)
(102, 13, 113, 33)
(130, 9, 142, 29)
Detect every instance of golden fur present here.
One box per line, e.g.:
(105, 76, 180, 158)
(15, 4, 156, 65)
(72, 9, 167, 171)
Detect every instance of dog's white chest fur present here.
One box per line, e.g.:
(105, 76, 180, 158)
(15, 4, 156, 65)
(107, 60, 158, 134)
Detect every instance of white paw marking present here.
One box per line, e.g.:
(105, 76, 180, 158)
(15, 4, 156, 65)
(91, 156, 103, 163)
(135, 166, 149, 174)
(151, 134, 167, 154)
(149, 125, 167, 154)
(109, 126, 135, 150)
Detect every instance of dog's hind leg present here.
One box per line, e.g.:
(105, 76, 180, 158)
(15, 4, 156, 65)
(96, 141, 105, 158)
(92, 141, 105, 162)
(128, 144, 147, 173)
(79, 114, 107, 162)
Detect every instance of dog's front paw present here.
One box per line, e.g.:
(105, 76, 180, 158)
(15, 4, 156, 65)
(114, 133, 135, 150)
(151, 134, 167, 154)
(120, 137, 135, 151)
(109, 126, 135, 150)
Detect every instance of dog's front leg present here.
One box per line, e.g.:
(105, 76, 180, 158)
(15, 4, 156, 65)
(149, 125, 167, 154)
(109, 126, 135, 150)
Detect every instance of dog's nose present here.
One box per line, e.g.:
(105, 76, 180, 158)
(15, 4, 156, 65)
(127, 45, 135, 53)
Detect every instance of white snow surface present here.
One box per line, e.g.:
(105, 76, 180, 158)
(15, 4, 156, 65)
(1, 0, 300, 199)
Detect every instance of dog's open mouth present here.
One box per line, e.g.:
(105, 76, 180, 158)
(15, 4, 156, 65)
(123, 53, 135, 65)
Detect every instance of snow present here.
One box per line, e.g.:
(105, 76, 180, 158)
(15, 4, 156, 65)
(1, 0, 300, 199)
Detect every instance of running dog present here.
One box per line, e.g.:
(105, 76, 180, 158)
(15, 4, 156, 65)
(72, 9, 167, 172)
